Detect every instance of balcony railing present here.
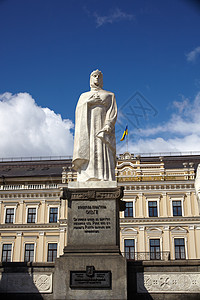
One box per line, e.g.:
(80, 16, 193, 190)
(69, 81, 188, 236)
(122, 251, 170, 261)
(0, 183, 58, 191)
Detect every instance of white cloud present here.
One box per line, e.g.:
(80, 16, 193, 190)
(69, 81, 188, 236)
(94, 8, 134, 28)
(2, 91, 200, 159)
(0, 92, 74, 158)
(117, 92, 200, 154)
(186, 46, 200, 62)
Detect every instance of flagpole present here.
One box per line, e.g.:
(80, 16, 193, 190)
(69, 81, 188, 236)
(126, 131, 128, 152)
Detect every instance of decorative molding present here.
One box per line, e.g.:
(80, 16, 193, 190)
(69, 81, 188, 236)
(1, 236, 16, 240)
(171, 226, 188, 233)
(189, 225, 195, 230)
(144, 194, 161, 199)
(24, 202, 41, 206)
(121, 227, 138, 234)
(163, 225, 169, 230)
(146, 227, 163, 234)
(118, 183, 195, 190)
(137, 272, 200, 293)
(120, 216, 200, 223)
(2, 201, 19, 206)
(139, 226, 145, 231)
(0, 192, 60, 199)
(61, 187, 124, 201)
(0, 223, 60, 229)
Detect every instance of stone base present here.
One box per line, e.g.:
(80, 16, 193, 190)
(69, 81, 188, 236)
(56, 185, 127, 299)
(68, 181, 117, 189)
(61, 186, 124, 251)
(53, 253, 127, 300)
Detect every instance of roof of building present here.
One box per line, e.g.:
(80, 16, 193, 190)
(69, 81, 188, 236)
(0, 159, 72, 178)
(118, 153, 200, 169)
(0, 154, 199, 179)
(140, 155, 200, 169)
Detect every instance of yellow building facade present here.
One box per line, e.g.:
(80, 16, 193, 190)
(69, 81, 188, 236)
(0, 153, 200, 263)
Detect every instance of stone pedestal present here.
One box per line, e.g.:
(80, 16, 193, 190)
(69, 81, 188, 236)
(53, 183, 127, 300)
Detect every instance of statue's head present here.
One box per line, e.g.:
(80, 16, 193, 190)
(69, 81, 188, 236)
(90, 69, 103, 89)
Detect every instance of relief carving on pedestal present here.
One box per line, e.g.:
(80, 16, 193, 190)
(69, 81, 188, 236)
(137, 272, 200, 293)
(0, 273, 52, 293)
(34, 274, 51, 292)
(62, 187, 123, 201)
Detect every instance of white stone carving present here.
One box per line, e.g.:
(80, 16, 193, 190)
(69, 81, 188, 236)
(0, 273, 52, 293)
(137, 272, 200, 293)
(73, 69, 117, 182)
(34, 274, 51, 292)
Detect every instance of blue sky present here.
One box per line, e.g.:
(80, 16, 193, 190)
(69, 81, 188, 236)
(0, 0, 200, 157)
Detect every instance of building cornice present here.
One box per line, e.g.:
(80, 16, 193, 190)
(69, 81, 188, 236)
(0, 223, 60, 229)
(120, 216, 200, 224)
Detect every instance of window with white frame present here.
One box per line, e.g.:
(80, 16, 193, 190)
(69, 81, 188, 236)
(47, 243, 57, 262)
(150, 239, 161, 260)
(174, 238, 186, 260)
(172, 201, 182, 216)
(2, 244, 12, 262)
(124, 202, 133, 217)
(146, 196, 160, 217)
(170, 196, 184, 217)
(49, 207, 58, 223)
(148, 201, 158, 217)
(124, 239, 135, 260)
(5, 208, 15, 223)
(27, 207, 37, 223)
(24, 243, 34, 262)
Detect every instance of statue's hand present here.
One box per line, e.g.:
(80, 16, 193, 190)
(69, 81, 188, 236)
(103, 124, 111, 133)
(88, 93, 102, 104)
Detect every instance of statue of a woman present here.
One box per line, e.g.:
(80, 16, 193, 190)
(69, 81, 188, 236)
(72, 70, 117, 182)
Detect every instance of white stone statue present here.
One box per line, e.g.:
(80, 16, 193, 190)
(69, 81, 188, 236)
(72, 70, 117, 182)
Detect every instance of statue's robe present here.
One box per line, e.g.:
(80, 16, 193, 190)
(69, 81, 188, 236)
(73, 88, 117, 182)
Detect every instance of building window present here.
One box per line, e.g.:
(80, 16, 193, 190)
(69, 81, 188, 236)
(148, 201, 158, 217)
(174, 238, 186, 260)
(27, 208, 36, 223)
(24, 244, 34, 262)
(5, 208, 14, 223)
(124, 239, 135, 260)
(47, 243, 57, 262)
(172, 201, 182, 216)
(2, 244, 12, 262)
(150, 239, 160, 260)
(124, 202, 133, 217)
(49, 207, 58, 223)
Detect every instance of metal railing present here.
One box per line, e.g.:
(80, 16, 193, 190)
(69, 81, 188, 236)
(0, 183, 58, 191)
(0, 156, 72, 162)
(117, 151, 200, 158)
(122, 251, 170, 261)
(0, 151, 200, 162)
